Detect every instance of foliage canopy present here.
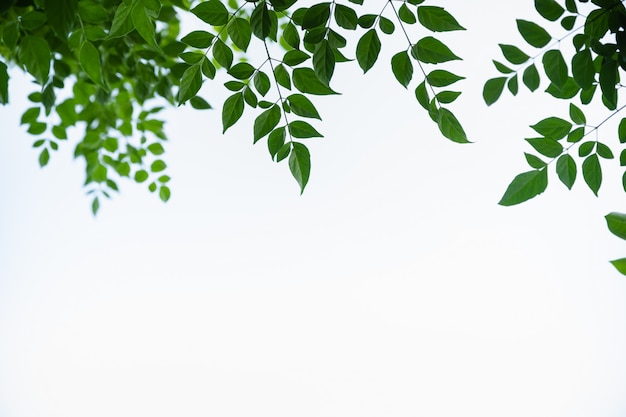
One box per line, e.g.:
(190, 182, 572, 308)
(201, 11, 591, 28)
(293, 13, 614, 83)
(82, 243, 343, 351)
(3, 0, 626, 272)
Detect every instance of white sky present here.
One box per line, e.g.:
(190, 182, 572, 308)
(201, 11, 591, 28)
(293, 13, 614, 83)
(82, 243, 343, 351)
(2, 1, 626, 416)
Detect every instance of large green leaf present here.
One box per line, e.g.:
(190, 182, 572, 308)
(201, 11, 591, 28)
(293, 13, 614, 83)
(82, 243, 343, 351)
(251, 1, 272, 39)
(437, 108, 469, 143)
(191, 0, 229, 25)
(44, 0, 78, 39)
(287, 94, 321, 119)
(525, 137, 563, 157)
(483, 77, 507, 105)
(571, 48, 595, 90)
(289, 142, 311, 193)
(288, 120, 323, 138)
(516, 19, 551, 48)
(302, 2, 331, 29)
(499, 169, 548, 206)
(131, 1, 159, 49)
(228, 18, 252, 51)
(356, 29, 381, 73)
(412, 36, 461, 64)
(334, 4, 357, 30)
(79, 41, 104, 87)
(599, 58, 618, 110)
(523, 64, 541, 92)
(312, 40, 335, 85)
(499, 44, 530, 65)
(427, 69, 463, 87)
(417, 6, 465, 32)
(534, 0, 564, 21)
(542, 50, 568, 88)
(530, 117, 571, 140)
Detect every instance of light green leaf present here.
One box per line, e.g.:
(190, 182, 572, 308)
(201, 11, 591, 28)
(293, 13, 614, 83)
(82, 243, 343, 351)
(499, 169, 548, 206)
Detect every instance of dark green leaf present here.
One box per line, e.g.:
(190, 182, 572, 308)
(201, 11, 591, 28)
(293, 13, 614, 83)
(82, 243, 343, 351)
(228, 62, 256, 80)
(289, 142, 311, 193)
(222, 92, 245, 133)
(282, 22, 300, 49)
(516, 19, 551, 48)
(556, 153, 576, 189)
(313, 40, 335, 85)
(417, 6, 465, 32)
(427, 69, 464, 87)
(582, 154, 602, 196)
(228, 18, 252, 51)
(302, 2, 331, 29)
(534, 0, 564, 21)
(599, 58, 618, 110)
(596, 142, 614, 159)
(79, 41, 104, 86)
(274, 64, 291, 89)
(288, 94, 321, 119)
(254, 104, 281, 142)
(0, 61, 8, 104)
(414, 81, 429, 110)
(177, 64, 202, 104)
(435, 90, 461, 104)
(19, 36, 51, 84)
(391, 51, 413, 88)
(398, 4, 416, 24)
(190, 96, 212, 109)
(356, 29, 381, 73)
(268, 127, 286, 160)
(191, 0, 229, 25)
(493, 60, 513, 74)
(412, 36, 461, 64)
(288, 120, 323, 138)
(542, 50, 568, 88)
(606, 212, 626, 240)
(508, 75, 518, 95)
(438, 108, 469, 143)
(526, 137, 563, 157)
(334, 4, 357, 30)
(523, 64, 541, 92)
(525, 153, 547, 169)
(283, 50, 311, 67)
(254, 71, 271, 96)
(483, 77, 507, 105)
(378, 16, 395, 34)
(578, 141, 595, 157)
(251, 1, 272, 39)
(498, 169, 548, 206)
(619, 118, 626, 143)
(292, 68, 338, 95)
(545, 77, 580, 99)
(213, 39, 233, 69)
(530, 117, 572, 140)
(181, 30, 215, 48)
(499, 44, 530, 65)
(569, 103, 586, 125)
(44, 0, 77, 39)
(571, 48, 595, 90)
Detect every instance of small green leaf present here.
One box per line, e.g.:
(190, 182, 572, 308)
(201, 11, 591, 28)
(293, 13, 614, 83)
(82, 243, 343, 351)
(0, 61, 8, 104)
(499, 44, 529, 65)
(578, 141, 595, 157)
(507, 75, 518, 95)
(228, 17, 252, 51)
(556, 153, 576, 189)
(499, 169, 548, 206)
(525, 153, 547, 169)
(253, 71, 271, 96)
(398, 4, 416, 24)
(599, 58, 618, 110)
(619, 118, 626, 143)
(312, 40, 335, 85)
(38, 148, 50, 167)
(334, 4, 358, 30)
(191, 0, 229, 25)
(181, 30, 215, 48)
(493, 60, 513, 74)
(437, 108, 469, 143)
(21, 107, 41, 125)
(159, 185, 171, 202)
(283, 50, 311, 67)
(91, 197, 100, 215)
(609, 258, 626, 275)
(288, 120, 323, 138)
(526, 137, 563, 157)
(289, 142, 311, 194)
(135, 169, 149, 183)
(268, 127, 286, 160)
(150, 160, 167, 173)
(228, 62, 256, 80)
(427, 69, 464, 87)
(378, 16, 395, 34)
(19, 36, 51, 84)
(523, 64, 540, 92)
(435, 91, 461, 104)
(274, 64, 291, 89)
(147, 143, 165, 155)
(582, 154, 602, 196)
(569, 103, 586, 125)
(596, 142, 614, 159)
(222, 92, 245, 133)
(535, 0, 564, 21)
(213, 39, 233, 69)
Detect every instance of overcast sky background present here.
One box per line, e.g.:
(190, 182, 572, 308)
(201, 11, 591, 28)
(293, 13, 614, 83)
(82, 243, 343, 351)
(2, 1, 626, 416)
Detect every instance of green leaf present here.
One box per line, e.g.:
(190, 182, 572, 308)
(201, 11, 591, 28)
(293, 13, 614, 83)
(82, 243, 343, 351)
(545, 77, 579, 99)
(526, 137, 563, 157)
(313, 40, 335, 85)
(44, 0, 77, 39)
(159, 186, 171, 202)
(283, 50, 311, 67)
(135, 169, 149, 183)
(78, 1, 109, 23)
(109, 3, 134, 38)
(571, 48, 595, 90)
(516, 19, 551, 48)
(398, 4, 416, 24)
(253, 71, 271, 96)
(412, 36, 461, 64)
(177, 64, 202, 104)
(582, 154, 602, 196)
(437, 108, 469, 143)
(619, 118, 626, 143)
(578, 141, 595, 157)
(498, 169, 548, 206)
(414, 81, 429, 110)
(147, 143, 165, 155)
(609, 258, 626, 275)
(523, 64, 541, 92)
(507, 75, 519, 95)
(499, 44, 529, 65)
(334, 4, 357, 30)
(19, 36, 51, 84)
(79, 41, 104, 87)
(91, 197, 100, 216)
(556, 153, 576, 189)
(254, 104, 281, 142)
(525, 153, 547, 169)
(251, 1, 272, 39)
(274, 64, 291, 89)
(292, 68, 338, 95)
(378, 16, 395, 34)
(282, 22, 300, 48)
(21, 107, 40, 125)
(288, 120, 323, 138)
(356, 29, 381, 73)
(191, 0, 229, 25)
(131, 2, 159, 49)
(606, 212, 626, 240)
(542, 50, 568, 88)
(0, 61, 8, 104)
(417, 6, 465, 32)
(222, 92, 245, 133)
(483, 77, 507, 106)
(288, 94, 321, 119)
(38, 148, 50, 167)
(190, 96, 212, 110)
(427, 69, 464, 87)
(289, 142, 311, 194)
(534, 0, 564, 21)
(181, 30, 215, 48)
(599, 58, 618, 110)
(493, 60, 513, 74)
(228, 62, 256, 80)
(569, 103, 586, 125)
(391, 51, 413, 88)
(530, 117, 572, 140)
(561, 15, 576, 30)
(268, 127, 286, 160)
(435, 90, 461, 104)
(213, 39, 233, 69)
(228, 18, 252, 51)
(302, 2, 331, 29)
(596, 142, 614, 159)
(150, 160, 167, 173)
